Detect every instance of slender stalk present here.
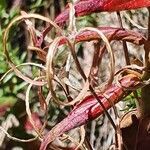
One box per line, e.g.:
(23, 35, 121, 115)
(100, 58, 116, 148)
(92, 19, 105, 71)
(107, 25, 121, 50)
(116, 11, 142, 150)
(148, 7, 150, 40)
(141, 7, 150, 116)
(116, 12, 130, 65)
(89, 86, 117, 130)
(89, 41, 101, 87)
(116, 12, 141, 111)
(69, 42, 117, 130)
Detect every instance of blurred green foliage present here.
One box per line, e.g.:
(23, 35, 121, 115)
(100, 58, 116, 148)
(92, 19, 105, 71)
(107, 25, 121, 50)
(122, 89, 141, 111)
(0, 0, 20, 111)
(0, 0, 44, 115)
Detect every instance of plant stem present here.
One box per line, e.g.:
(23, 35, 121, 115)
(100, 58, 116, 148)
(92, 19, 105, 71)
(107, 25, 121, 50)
(116, 12, 130, 65)
(148, 7, 150, 40)
(141, 7, 150, 116)
(116, 11, 142, 114)
(69, 42, 117, 130)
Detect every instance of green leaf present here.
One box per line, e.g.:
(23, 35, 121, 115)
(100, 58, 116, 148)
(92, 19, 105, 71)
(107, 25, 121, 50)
(0, 96, 16, 106)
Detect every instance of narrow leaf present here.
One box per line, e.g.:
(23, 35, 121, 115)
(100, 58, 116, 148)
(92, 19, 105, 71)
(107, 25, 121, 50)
(40, 74, 141, 150)
(58, 27, 146, 46)
(37, 0, 150, 47)
(54, 0, 150, 26)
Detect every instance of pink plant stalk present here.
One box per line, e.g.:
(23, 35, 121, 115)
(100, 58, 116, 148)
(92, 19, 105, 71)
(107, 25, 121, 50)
(40, 74, 141, 150)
